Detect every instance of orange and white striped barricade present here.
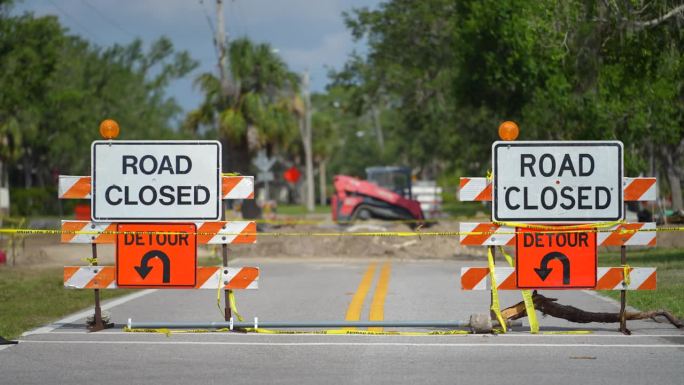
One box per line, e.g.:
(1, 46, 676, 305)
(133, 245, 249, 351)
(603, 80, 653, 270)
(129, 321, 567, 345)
(59, 175, 255, 200)
(60, 220, 257, 245)
(460, 267, 656, 291)
(459, 222, 656, 247)
(64, 266, 259, 290)
(459, 177, 657, 202)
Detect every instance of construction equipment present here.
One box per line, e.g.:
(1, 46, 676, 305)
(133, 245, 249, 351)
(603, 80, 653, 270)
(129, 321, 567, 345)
(332, 166, 425, 225)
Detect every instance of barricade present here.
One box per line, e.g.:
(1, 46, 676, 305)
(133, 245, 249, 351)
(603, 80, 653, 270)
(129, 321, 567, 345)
(458, 122, 660, 334)
(58, 120, 258, 331)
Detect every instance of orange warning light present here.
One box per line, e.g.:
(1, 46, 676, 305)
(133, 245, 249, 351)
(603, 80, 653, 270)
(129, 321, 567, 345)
(99, 119, 120, 139)
(498, 121, 519, 141)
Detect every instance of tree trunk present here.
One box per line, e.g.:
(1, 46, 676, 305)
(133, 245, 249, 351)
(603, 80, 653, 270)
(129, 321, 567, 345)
(319, 159, 327, 206)
(667, 166, 683, 212)
(501, 293, 683, 329)
(300, 71, 315, 212)
(661, 141, 684, 212)
(22, 152, 32, 189)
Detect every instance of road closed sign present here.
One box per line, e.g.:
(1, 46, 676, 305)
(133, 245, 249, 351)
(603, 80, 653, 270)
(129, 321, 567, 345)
(92, 141, 221, 221)
(516, 227, 597, 289)
(493, 141, 623, 223)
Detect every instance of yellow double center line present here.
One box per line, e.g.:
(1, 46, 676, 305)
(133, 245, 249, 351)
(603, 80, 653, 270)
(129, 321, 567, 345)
(345, 261, 392, 331)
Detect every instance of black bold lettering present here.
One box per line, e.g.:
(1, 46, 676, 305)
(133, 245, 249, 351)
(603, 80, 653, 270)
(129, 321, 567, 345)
(177, 186, 192, 205)
(159, 185, 175, 205)
(523, 233, 534, 247)
(156, 234, 166, 245)
(176, 155, 192, 174)
(105, 185, 123, 205)
(159, 155, 174, 174)
(194, 186, 210, 204)
(139, 155, 158, 175)
(523, 187, 538, 210)
(579, 232, 588, 247)
(579, 154, 594, 176)
(560, 186, 575, 210)
(135, 233, 144, 245)
(124, 233, 135, 245)
(578, 186, 591, 209)
(539, 154, 556, 177)
(557, 233, 566, 247)
(124, 186, 138, 205)
(179, 233, 189, 246)
(540, 186, 558, 209)
(595, 186, 611, 209)
(122, 155, 138, 174)
(521, 154, 536, 177)
(535, 233, 543, 247)
(505, 187, 520, 210)
(139, 185, 157, 205)
(558, 154, 577, 177)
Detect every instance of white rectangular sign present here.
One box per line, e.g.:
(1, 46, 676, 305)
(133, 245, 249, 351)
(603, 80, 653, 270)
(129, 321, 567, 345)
(92, 141, 222, 222)
(493, 141, 623, 223)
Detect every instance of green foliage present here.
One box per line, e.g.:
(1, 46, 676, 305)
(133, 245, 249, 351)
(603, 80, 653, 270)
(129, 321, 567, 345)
(0, 6, 197, 189)
(600, 248, 684, 318)
(333, 0, 684, 193)
(185, 38, 300, 172)
(9, 187, 57, 216)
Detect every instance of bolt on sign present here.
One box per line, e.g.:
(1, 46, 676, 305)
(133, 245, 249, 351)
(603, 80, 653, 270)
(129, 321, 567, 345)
(492, 141, 623, 223)
(516, 227, 597, 289)
(116, 223, 197, 288)
(91, 141, 221, 222)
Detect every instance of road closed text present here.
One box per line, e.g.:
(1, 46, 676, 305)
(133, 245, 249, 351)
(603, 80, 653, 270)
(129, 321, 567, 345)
(92, 141, 221, 221)
(104, 155, 211, 206)
(493, 141, 623, 223)
(504, 153, 612, 211)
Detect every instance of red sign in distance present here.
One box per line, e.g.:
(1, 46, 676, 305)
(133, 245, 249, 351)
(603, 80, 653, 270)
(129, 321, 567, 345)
(516, 227, 597, 289)
(283, 166, 301, 183)
(116, 223, 197, 288)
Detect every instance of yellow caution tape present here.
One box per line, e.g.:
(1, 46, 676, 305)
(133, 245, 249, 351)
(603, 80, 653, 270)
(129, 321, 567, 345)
(228, 290, 244, 322)
(1, 225, 680, 238)
(487, 247, 507, 333)
(498, 246, 538, 334)
(622, 264, 631, 286)
(495, 220, 625, 231)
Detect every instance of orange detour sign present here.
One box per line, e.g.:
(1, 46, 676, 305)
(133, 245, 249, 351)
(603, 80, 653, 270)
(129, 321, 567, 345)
(116, 223, 197, 288)
(516, 227, 597, 289)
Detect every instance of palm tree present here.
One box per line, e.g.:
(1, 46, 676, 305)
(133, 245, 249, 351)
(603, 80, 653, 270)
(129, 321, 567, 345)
(185, 38, 300, 173)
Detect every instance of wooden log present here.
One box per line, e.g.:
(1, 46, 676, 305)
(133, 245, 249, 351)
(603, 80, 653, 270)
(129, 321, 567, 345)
(501, 292, 683, 329)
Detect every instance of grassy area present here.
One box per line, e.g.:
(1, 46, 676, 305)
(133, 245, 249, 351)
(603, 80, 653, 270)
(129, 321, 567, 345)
(598, 248, 684, 319)
(276, 204, 330, 216)
(0, 267, 132, 339)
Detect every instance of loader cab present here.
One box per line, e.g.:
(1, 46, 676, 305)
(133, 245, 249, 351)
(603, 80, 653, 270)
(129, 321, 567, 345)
(365, 166, 412, 199)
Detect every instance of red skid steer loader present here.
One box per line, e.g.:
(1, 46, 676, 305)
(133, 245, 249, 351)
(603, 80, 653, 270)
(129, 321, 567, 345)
(332, 166, 425, 227)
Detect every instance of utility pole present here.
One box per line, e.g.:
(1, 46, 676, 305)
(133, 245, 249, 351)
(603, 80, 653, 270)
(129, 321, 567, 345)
(215, 0, 231, 99)
(371, 104, 384, 153)
(300, 71, 315, 212)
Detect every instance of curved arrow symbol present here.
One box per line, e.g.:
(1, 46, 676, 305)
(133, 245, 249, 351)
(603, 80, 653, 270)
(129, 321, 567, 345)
(134, 250, 170, 283)
(534, 251, 570, 285)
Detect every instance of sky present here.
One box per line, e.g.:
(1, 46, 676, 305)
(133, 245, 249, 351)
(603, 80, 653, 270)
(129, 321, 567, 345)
(13, 0, 381, 114)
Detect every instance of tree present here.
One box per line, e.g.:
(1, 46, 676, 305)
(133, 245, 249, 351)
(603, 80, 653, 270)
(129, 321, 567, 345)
(0, 3, 197, 214)
(336, 0, 683, 209)
(185, 38, 300, 174)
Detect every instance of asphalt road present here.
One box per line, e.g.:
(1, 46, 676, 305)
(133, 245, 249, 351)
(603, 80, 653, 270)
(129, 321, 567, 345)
(2, 258, 683, 385)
